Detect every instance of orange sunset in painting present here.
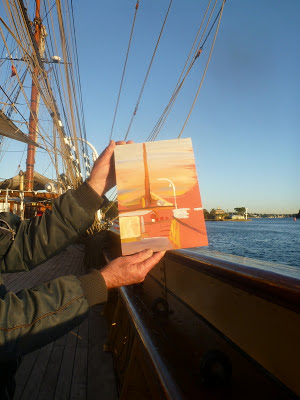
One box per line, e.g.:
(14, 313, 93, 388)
(114, 138, 208, 255)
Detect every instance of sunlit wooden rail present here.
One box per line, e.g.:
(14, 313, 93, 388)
(103, 230, 300, 399)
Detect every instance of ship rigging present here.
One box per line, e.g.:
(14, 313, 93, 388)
(0, 0, 225, 222)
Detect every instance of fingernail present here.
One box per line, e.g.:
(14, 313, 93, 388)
(146, 249, 153, 256)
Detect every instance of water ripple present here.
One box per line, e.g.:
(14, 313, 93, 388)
(203, 218, 300, 268)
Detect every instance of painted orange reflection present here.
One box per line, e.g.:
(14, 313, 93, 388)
(115, 138, 208, 255)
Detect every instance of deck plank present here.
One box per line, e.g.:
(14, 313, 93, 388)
(13, 349, 40, 400)
(69, 317, 89, 400)
(5, 244, 117, 400)
(18, 342, 54, 400)
(87, 305, 118, 400)
(37, 337, 67, 400)
(54, 326, 79, 400)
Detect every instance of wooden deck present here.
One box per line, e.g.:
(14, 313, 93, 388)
(2, 245, 117, 400)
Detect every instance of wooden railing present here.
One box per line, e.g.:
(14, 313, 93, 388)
(91, 230, 300, 399)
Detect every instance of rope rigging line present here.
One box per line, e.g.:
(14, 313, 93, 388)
(14, 144, 26, 174)
(200, 1, 224, 51)
(48, 0, 90, 182)
(1, 0, 91, 188)
(42, 0, 87, 183)
(70, 0, 90, 166)
(123, 0, 173, 141)
(0, 16, 34, 66)
(0, 10, 53, 138)
(0, 30, 9, 62)
(146, 0, 220, 142)
(6, 69, 28, 118)
(41, 0, 56, 23)
(63, 1, 84, 160)
(64, 0, 90, 177)
(178, 0, 225, 138)
(0, 26, 79, 184)
(109, 0, 140, 141)
(10, 0, 69, 181)
(56, 0, 81, 175)
(44, 2, 76, 140)
(43, 4, 73, 138)
(0, 88, 64, 187)
(0, 82, 74, 166)
(20, 0, 81, 185)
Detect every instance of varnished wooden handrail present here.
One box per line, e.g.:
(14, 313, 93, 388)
(118, 286, 185, 400)
(107, 229, 300, 313)
(103, 247, 185, 400)
(167, 248, 300, 313)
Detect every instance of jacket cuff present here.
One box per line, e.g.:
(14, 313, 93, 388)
(79, 269, 108, 306)
(73, 181, 105, 215)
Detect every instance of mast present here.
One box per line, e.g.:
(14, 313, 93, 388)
(25, 0, 41, 191)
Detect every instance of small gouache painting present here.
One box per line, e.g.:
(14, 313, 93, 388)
(114, 138, 208, 255)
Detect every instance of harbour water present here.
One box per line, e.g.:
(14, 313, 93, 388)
(203, 218, 300, 268)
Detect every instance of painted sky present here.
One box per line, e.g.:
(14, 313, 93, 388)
(115, 138, 199, 205)
(0, 1, 299, 213)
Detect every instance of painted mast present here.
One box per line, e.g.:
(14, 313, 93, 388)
(25, 0, 41, 191)
(143, 143, 151, 207)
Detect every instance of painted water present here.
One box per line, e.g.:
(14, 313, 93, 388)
(202, 218, 300, 267)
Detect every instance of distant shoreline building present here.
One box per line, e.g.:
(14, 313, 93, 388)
(214, 207, 226, 220)
(231, 214, 245, 220)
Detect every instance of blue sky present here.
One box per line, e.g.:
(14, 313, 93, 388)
(74, 0, 299, 214)
(1, 1, 299, 214)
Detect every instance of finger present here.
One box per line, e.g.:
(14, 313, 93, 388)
(127, 249, 153, 264)
(141, 251, 166, 274)
(115, 141, 127, 145)
(126, 140, 134, 144)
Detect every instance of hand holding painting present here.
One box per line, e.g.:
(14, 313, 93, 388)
(101, 249, 165, 289)
(88, 139, 165, 288)
(87, 139, 134, 197)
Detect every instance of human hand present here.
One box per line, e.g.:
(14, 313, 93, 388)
(100, 249, 166, 289)
(87, 140, 134, 197)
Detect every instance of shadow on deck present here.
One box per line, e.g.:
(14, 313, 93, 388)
(2, 245, 117, 400)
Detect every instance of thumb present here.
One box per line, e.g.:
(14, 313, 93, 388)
(104, 140, 115, 157)
(97, 140, 115, 162)
(127, 249, 153, 264)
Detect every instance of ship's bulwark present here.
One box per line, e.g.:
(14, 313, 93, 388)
(102, 230, 300, 399)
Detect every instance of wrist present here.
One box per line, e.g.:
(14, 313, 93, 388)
(86, 178, 105, 198)
(79, 270, 108, 306)
(73, 181, 104, 214)
(100, 269, 113, 290)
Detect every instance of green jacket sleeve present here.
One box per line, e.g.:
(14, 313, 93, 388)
(0, 181, 109, 361)
(1, 182, 105, 273)
(0, 275, 88, 362)
(0, 270, 108, 362)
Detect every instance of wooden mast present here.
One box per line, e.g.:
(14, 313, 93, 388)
(25, 0, 41, 191)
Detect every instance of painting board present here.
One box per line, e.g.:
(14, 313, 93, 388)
(114, 138, 208, 255)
